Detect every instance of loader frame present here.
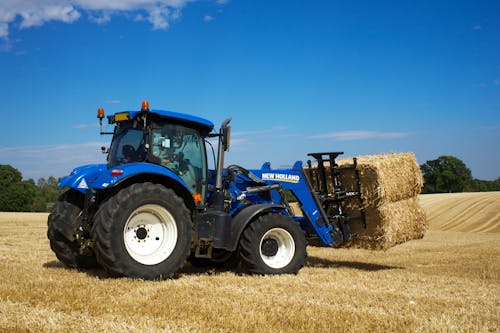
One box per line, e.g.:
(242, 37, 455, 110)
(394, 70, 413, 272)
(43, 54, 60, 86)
(251, 152, 366, 247)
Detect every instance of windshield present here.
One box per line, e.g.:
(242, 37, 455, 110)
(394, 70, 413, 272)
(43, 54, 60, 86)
(108, 126, 147, 167)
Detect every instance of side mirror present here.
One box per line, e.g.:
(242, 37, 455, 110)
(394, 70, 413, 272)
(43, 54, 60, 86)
(220, 118, 232, 152)
(222, 125, 231, 152)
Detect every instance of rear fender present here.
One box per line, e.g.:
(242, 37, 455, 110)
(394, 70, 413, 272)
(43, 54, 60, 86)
(60, 162, 191, 194)
(95, 163, 190, 192)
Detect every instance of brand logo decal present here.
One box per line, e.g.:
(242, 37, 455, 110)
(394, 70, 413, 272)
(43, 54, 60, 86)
(261, 173, 300, 183)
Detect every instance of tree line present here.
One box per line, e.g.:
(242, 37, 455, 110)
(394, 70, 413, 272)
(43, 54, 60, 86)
(420, 156, 500, 193)
(0, 165, 64, 212)
(1, 156, 499, 211)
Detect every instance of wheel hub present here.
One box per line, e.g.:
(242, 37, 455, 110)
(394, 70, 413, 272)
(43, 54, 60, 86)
(261, 238, 279, 257)
(259, 227, 296, 269)
(135, 226, 148, 240)
(123, 204, 178, 266)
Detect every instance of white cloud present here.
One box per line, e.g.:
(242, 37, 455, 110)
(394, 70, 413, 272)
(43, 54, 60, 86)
(0, 0, 228, 40)
(88, 12, 111, 24)
(203, 15, 214, 22)
(0, 22, 9, 39)
(308, 130, 412, 141)
(19, 3, 81, 29)
(147, 5, 171, 30)
(0, 142, 107, 180)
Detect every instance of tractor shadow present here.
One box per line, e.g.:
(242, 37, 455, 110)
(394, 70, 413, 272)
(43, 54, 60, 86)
(43, 258, 401, 279)
(178, 263, 236, 275)
(305, 257, 403, 271)
(43, 260, 113, 279)
(43, 260, 236, 279)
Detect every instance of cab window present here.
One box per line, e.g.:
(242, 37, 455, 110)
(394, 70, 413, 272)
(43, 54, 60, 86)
(108, 126, 147, 167)
(150, 124, 207, 202)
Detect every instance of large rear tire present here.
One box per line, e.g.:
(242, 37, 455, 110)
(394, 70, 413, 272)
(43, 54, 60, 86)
(92, 183, 191, 280)
(239, 214, 306, 275)
(47, 190, 98, 269)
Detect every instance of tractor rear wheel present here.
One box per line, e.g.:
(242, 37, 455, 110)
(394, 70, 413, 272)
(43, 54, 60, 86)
(92, 183, 191, 280)
(239, 213, 306, 275)
(47, 189, 98, 269)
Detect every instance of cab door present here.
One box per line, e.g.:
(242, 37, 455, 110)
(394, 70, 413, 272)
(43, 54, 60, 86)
(150, 124, 208, 205)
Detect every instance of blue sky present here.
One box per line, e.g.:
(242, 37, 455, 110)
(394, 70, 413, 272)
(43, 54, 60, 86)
(0, 0, 499, 180)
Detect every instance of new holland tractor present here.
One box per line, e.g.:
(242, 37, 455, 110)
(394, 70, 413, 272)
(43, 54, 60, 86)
(48, 101, 365, 279)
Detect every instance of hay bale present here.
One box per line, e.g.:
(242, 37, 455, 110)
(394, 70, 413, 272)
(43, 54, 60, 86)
(344, 197, 427, 250)
(341, 153, 423, 204)
(289, 202, 304, 217)
(307, 153, 423, 206)
(304, 152, 427, 249)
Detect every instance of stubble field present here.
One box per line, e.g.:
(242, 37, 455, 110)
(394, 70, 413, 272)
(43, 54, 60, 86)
(0, 192, 499, 332)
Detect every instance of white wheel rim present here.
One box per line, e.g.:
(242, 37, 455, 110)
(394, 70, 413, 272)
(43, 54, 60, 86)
(123, 204, 177, 265)
(259, 228, 295, 269)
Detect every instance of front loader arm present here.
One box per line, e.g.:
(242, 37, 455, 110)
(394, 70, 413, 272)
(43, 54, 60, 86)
(250, 161, 337, 246)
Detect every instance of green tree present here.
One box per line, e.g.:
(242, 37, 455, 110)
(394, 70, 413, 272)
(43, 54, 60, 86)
(420, 156, 472, 193)
(0, 165, 38, 211)
(36, 176, 64, 211)
(464, 177, 500, 192)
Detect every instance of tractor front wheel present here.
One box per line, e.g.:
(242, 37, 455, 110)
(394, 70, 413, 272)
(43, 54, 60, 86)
(92, 183, 191, 280)
(47, 189, 98, 269)
(239, 213, 306, 275)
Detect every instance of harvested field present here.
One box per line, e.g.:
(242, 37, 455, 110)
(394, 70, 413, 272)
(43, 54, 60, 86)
(419, 191, 500, 233)
(1, 192, 499, 332)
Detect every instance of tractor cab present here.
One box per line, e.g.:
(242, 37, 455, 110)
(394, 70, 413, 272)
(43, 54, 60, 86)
(98, 101, 215, 203)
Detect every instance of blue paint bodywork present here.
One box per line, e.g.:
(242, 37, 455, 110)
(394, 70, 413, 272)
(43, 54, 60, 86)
(108, 109, 214, 134)
(250, 161, 335, 246)
(60, 162, 190, 195)
(59, 164, 107, 194)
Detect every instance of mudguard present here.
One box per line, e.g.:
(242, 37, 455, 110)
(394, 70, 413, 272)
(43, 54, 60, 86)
(224, 204, 286, 251)
(59, 162, 190, 194)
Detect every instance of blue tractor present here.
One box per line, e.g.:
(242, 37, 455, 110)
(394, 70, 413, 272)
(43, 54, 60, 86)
(48, 101, 365, 279)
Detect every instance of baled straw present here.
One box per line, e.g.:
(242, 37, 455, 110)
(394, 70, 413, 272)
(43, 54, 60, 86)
(306, 153, 423, 206)
(343, 197, 427, 250)
(304, 152, 426, 250)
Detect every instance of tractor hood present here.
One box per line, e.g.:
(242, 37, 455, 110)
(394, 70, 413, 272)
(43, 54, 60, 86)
(59, 162, 190, 194)
(59, 164, 107, 193)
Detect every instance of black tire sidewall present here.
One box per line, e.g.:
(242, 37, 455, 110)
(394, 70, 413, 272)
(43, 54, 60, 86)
(242, 214, 306, 274)
(47, 190, 97, 269)
(93, 183, 191, 279)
